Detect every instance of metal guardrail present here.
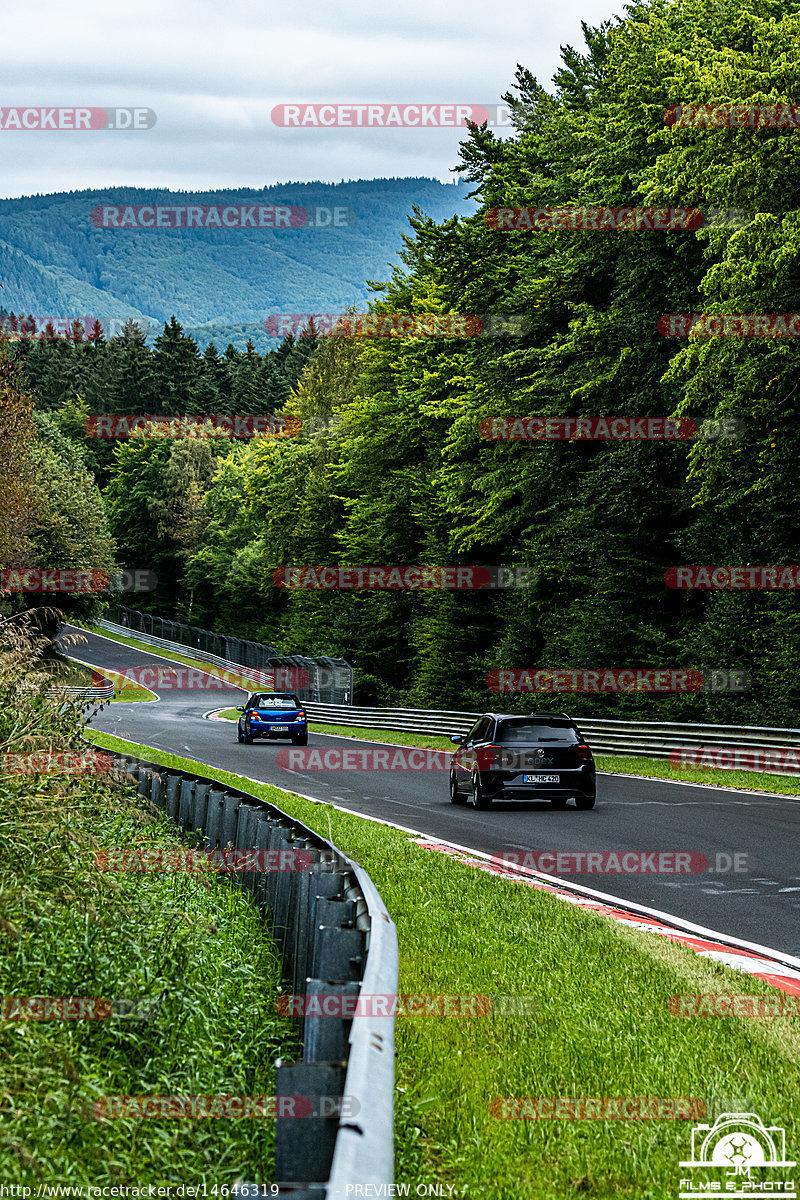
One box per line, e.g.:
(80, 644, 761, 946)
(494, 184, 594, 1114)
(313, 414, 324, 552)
(95, 618, 277, 689)
(304, 703, 480, 736)
(103, 605, 354, 705)
(106, 748, 398, 1197)
(56, 680, 115, 700)
(47, 665, 114, 702)
(96, 617, 343, 706)
(302, 703, 800, 777)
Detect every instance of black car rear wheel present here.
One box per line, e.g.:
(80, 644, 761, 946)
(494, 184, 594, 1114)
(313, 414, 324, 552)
(243, 731, 254, 745)
(237, 726, 245, 743)
(449, 771, 467, 805)
(575, 793, 596, 810)
(471, 771, 492, 810)
(549, 797, 568, 809)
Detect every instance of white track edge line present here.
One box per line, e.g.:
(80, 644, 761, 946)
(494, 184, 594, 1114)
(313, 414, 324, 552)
(598, 769, 798, 800)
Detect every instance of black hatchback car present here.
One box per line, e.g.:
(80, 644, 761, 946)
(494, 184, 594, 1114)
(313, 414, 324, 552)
(449, 712, 596, 810)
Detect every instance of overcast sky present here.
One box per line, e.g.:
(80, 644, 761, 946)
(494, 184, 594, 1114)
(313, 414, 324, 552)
(2, 0, 623, 198)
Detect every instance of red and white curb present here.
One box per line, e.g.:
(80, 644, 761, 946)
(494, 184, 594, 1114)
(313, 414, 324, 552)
(414, 839, 800, 998)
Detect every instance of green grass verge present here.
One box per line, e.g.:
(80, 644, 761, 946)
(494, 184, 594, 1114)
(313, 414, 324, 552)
(103, 667, 158, 703)
(85, 729, 800, 1200)
(62, 655, 158, 703)
(595, 752, 800, 795)
(1, 725, 297, 1184)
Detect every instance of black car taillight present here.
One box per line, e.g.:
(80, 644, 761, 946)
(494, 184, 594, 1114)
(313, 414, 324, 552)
(576, 743, 593, 763)
(476, 744, 503, 769)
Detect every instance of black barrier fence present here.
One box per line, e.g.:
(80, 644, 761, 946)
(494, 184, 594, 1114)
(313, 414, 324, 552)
(105, 748, 397, 1196)
(104, 605, 354, 705)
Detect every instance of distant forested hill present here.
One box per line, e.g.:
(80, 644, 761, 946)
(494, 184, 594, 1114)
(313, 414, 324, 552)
(0, 179, 476, 350)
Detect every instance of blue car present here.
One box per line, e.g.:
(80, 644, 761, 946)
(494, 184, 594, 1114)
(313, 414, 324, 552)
(236, 692, 308, 745)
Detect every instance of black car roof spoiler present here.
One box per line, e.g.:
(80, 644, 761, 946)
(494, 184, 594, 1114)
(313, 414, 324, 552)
(488, 712, 573, 721)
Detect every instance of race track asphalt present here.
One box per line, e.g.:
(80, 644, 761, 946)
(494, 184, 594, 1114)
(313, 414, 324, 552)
(63, 625, 800, 956)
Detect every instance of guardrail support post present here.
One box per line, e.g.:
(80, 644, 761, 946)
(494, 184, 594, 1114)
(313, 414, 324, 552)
(275, 1061, 347, 1186)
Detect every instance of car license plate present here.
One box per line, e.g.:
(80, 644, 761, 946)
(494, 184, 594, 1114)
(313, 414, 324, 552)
(523, 774, 560, 783)
(270, 725, 288, 731)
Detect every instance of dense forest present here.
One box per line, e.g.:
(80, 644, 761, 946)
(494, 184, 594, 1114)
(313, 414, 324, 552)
(0, 179, 475, 352)
(4, 0, 800, 723)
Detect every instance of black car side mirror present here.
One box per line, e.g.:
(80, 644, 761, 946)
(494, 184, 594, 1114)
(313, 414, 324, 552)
(450, 734, 464, 745)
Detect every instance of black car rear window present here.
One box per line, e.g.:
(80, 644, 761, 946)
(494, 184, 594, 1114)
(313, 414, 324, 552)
(497, 720, 578, 743)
